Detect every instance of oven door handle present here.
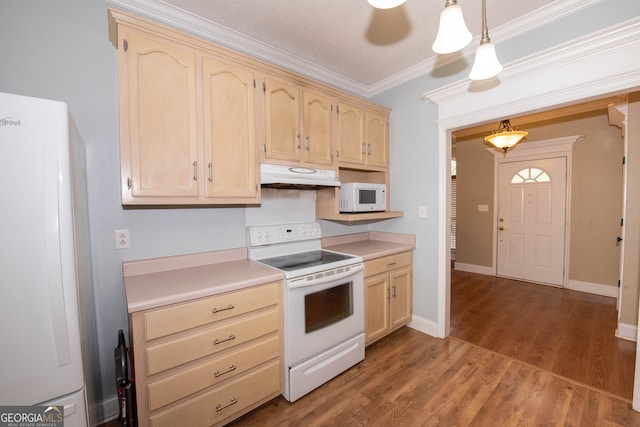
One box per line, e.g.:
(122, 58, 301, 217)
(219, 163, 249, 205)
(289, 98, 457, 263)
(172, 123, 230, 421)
(288, 263, 363, 288)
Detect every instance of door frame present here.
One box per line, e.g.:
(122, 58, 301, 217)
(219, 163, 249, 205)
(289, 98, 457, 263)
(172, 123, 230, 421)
(422, 18, 640, 410)
(488, 136, 581, 286)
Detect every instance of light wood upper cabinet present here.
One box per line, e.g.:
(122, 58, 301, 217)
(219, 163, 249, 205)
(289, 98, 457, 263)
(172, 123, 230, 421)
(202, 57, 258, 199)
(365, 111, 389, 168)
(337, 102, 389, 169)
(112, 16, 259, 206)
(302, 90, 335, 166)
(120, 30, 199, 199)
(337, 102, 366, 165)
(263, 77, 301, 162)
(263, 77, 336, 168)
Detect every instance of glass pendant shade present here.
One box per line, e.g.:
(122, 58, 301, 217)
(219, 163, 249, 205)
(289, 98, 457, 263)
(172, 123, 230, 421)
(484, 120, 528, 153)
(432, 4, 472, 54)
(469, 41, 503, 80)
(367, 0, 407, 9)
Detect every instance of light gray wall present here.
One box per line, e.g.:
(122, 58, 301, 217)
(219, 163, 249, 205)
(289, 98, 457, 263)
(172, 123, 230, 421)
(2, 0, 638, 420)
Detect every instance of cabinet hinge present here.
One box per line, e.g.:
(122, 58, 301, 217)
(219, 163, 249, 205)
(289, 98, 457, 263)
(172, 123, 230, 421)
(263, 81, 266, 92)
(263, 144, 267, 154)
(127, 177, 132, 189)
(336, 105, 340, 114)
(123, 39, 128, 52)
(253, 79, 256, 89)
(623, 156, 626, 165)
(618, 279, 621, 288)
(621, 218, 624, 227)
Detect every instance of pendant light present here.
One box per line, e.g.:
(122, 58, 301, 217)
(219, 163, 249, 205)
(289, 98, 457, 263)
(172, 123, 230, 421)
(432, 0, 472, 54)
(469, 0, 503, 80)
(484, 120, 528, 154)
(367, 0, 407, 9)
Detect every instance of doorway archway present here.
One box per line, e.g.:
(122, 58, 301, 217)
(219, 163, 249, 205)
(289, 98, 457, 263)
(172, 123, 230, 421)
(423, 18, 640, 409)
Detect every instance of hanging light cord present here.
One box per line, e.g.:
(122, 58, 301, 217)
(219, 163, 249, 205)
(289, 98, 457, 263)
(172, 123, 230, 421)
(480, 0, 491, 44)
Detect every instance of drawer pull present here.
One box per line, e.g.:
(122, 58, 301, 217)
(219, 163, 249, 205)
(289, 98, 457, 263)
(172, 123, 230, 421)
(216, 397, 238, 412)
(387, 262, 397, 267)
(214, 364, 237, 378)
(211, 304, 235, 314)
(213, 334, 236, 345)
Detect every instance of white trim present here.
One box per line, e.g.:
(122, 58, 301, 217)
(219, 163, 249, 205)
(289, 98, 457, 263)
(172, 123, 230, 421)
(485, 135, 584, 159)
(369, 0, 605, 95)
(422, 18, 640, 409)
(617, 323, 638, 342)
(453, 263, 495, 276)
(408, 315, 439, 338)
(93, 395, 119, 425)
(423, 17, 640, 122)
(565, 279, 619, 298)
(107, 0, 366, 96)
(106, 0, 604, 97)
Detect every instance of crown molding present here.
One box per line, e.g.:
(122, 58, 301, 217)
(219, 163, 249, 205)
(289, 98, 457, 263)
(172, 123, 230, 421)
(368, 0, 604, 95)
(422, 17, 640, 127)
(107, 0, 602, 98)
(107, 0, 369, 96)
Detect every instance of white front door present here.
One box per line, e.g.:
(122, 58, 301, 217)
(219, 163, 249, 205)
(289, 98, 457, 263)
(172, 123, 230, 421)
(497, 158, 567, 286)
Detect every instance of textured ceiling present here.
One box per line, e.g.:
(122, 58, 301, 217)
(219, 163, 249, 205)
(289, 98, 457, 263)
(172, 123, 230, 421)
(156, 0, 559, 89)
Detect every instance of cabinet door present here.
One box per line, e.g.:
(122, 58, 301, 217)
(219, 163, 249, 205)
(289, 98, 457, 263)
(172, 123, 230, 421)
(121, 30, 199, 199)
(365, 112, 389, 168)
(202, 57, 258, 200)
(302, 90, 335, 166)
(264, 77, 301, 162)
(337, 102, 366, 166)
(364, 273, 390, 345)
(390, 266, 412, 330)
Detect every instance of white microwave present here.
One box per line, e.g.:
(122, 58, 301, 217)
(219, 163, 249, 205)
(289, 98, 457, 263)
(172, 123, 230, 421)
(339, 182, 387, 213)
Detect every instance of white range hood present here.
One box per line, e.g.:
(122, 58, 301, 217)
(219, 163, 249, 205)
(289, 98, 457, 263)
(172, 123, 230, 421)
(260, 163, 340, 188)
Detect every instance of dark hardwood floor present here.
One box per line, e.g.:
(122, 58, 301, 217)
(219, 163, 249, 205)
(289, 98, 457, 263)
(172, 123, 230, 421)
(450, 269, 636, 400)
(102, 270, 639, 426)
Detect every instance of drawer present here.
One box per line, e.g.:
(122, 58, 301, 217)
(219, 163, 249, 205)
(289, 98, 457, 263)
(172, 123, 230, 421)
(150, 359, 281, 427)
(148, 335, 280, 411)
(364, 251, 412, 277)
(144, 282, 279, 341)
(146, 308, 279, 375)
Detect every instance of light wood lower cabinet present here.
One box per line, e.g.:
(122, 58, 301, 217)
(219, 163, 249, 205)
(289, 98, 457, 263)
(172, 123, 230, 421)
(130, 281, 282, 427)
(364, 251, 413, 345)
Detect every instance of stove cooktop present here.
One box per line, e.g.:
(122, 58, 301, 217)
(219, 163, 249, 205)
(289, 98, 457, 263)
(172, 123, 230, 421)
(257, 250, 355, 272)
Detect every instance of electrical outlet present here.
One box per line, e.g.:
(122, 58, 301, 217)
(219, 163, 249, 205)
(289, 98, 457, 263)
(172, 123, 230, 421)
(115, 229, 131, 249)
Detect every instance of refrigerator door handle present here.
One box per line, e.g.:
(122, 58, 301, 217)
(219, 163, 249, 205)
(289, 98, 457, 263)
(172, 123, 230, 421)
(44, 145, 72, 367)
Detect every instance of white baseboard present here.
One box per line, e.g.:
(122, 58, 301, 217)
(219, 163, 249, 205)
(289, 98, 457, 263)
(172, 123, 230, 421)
(408, 314, 439, 338)
(94, 395, 119, 426)
(616, 322, 638, 342)
(454, 263, 619, 299)
(453, 263, 495, 276)
(564, 279, 618, 298)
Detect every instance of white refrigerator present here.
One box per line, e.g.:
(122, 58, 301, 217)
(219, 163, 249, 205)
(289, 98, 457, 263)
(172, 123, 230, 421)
(0, 92, 94, 426)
